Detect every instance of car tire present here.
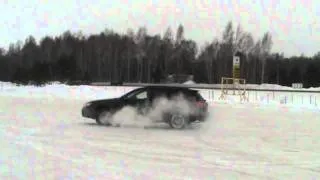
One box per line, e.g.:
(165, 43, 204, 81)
(96, 111, 113, 126)
(168, 113, 189, 129)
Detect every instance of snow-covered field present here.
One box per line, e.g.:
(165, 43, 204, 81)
(0, 82, 320, 179)
(1, 82, 319, 107)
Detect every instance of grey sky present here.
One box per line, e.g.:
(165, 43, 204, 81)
(1, 0, 319, 57)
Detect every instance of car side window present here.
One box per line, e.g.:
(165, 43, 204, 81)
(135, 90, 148, 100)
(150, 89, 166, 100)
(123, 88, 148, 100)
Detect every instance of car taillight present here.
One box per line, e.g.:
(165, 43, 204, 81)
(196, 101, 207, 108)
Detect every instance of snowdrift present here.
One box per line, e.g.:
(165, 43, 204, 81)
(0, 81, 319, 110)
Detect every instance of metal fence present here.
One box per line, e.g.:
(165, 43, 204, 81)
(197, 89, 319, 107)
(103, 85, 319, 107)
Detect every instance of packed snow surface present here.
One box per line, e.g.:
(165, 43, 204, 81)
(0, 82, 320, 179)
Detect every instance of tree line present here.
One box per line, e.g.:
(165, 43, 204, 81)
(0, 21, 319, 88)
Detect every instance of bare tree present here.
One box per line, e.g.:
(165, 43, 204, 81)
(221, 21, 234, 77)
(174, 24, 185, 74)
(175, 24, 184, 45)
(162, 27, 174, 75)
(203, 40, 220, 83)
(125, 28, 135, 82)
(39, 36, 55, 78)
(260, 32, 273, 84)
(134, 27, 147, 82)
(237, 32, 255, 80)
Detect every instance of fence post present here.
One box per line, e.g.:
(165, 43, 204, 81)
(310, 95, 312, 105)
(255, 91, 257, 102)
(273, 91, 275, 101)
(285, 96, 287, 104)
(212, 90, 214, 101)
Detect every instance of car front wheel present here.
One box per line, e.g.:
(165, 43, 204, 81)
(96, 111, 113, 126)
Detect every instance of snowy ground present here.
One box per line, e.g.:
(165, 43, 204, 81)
(0, 83, 320, 179)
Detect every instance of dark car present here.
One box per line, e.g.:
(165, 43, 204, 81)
(81, 85, 208, 129)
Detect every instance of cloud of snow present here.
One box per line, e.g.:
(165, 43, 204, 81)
(100, 93, 202, 128)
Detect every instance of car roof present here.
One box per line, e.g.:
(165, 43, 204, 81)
(144, 85, 197, 92)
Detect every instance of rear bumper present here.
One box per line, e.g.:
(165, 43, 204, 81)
(197, 112, 208, 121)
(190, 111, 208, 122)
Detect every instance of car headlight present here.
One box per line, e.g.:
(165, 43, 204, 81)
(84, 102, 91, 107)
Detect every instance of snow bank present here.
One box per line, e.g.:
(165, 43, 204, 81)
(0, 82, 124, 100)
(247, 83, 320, 91)
(0, 82, 319, 109)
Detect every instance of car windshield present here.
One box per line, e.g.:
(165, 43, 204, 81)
(121, 88, 145, 99)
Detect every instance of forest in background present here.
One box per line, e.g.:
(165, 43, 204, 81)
(0, 21, 319, 88)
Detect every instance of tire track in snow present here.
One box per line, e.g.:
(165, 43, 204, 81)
(4, 123, 272, 179)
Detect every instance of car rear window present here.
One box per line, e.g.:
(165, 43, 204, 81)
(173, 89, 205, 101)
(189, 90, 205, 101)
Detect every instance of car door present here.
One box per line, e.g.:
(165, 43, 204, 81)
(124, 88, 151, 115)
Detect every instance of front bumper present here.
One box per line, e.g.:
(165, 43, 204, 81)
(81, 106, 96, 119)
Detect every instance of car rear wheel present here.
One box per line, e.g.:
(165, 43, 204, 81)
(169, 114, 189, 129)
(96, 111, 113, 126)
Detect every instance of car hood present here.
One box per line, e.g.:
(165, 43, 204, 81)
(85, 98, 121, 106)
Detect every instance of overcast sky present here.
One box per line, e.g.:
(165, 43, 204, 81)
(1, 0, 319, 57)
